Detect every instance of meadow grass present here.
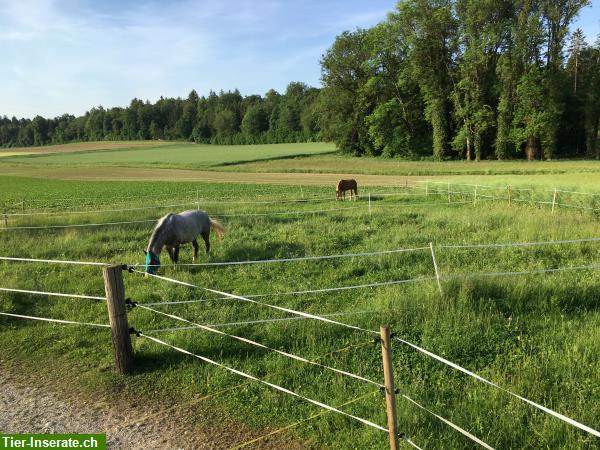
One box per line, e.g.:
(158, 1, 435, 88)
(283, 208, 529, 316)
(0, 177, 599, 449)
(2, 142, 336, 167)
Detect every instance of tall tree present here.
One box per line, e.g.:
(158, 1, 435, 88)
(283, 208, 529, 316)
(394, 0, 457, 160)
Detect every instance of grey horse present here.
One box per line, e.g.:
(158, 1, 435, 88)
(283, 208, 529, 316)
(144, 210, 224, 274)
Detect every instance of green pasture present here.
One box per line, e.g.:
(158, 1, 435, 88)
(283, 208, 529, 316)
(2, 142, 336, 168)
(0, 176, 599, 449)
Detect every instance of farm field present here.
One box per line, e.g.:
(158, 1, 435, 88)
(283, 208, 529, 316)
(2, 141, 600, 192)
(0, 140, 173, 156)
(0, 173, 599, 449)
(1, 142, 336, 167)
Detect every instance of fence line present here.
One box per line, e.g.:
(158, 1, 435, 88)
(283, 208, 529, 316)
(6, 201, 197, 217)
(553, 189, 600, 197)
(137, 262, 600, 307)
(402, 395, 494, 449)
(136, 270, 600, 438)
(392, 336, 600, 438)
(0, 256, 109, 266)
(140, 332, 389, 433)
(0, 311, 110, 328)
(2, 236, 597, 269)
(213, 205, 363, 218)
(6, 195, 342, 217)
(0, 286, 106, 301)
(0, 205, 364, 231)
(454, 263, 600, 279)
(438, 236, 600, 249)
(138, 304, 383, 388)
(144, 310, 381, 330)
(417, 181, 600, 198)
(1, 218, 156, 230)
(136, 246, 430, 268)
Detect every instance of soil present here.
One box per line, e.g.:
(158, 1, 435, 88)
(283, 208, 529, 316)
(0, 362, 304, 450)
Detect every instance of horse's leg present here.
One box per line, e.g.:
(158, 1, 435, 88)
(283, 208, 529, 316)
(192, 239, 199, 262)
(202, 230, 211, 255)
(173, 245, 180, 264)
(166, 246, 175, 263)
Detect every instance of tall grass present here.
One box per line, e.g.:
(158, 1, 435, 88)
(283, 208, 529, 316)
(0, 178, 599, 449)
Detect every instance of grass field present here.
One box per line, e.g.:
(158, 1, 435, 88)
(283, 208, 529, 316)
(1, 171, 599, 448)
(0, 140, 173, 155)
(2, 141, 600, 192)
(2, 142, 336, 167)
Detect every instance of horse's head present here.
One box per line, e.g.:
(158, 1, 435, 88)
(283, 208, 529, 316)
(144, 250, 160, 275)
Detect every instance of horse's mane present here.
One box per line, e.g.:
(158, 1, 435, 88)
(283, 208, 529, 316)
(148, 213, 174, 250)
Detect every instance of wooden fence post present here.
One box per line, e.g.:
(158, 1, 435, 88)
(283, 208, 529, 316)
(368, 193, 372, 216)
(447, 182, 451, 203)
(3, 208, 7, 228)
(196, 189, 200, 210)
(508, 185, 512, 207)
(425, 182, 429, 197)
(473, 185, 478, 205)
(380, 325, 399, 450)
(103, 264, 134, 374)
(552, 189, 557, 213)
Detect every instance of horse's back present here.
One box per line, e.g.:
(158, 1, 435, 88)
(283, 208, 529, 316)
(172, 210, 210, 243)
(338, 179, 357, 190)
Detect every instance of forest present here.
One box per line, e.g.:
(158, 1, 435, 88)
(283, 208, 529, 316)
(1, 0, 599, 160)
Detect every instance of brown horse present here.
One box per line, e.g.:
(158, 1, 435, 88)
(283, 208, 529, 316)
(336, 179, 358, 200)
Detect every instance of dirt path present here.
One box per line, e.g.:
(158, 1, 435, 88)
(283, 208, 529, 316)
(0, 365, 301, 449)
(0, 165, 427, 186)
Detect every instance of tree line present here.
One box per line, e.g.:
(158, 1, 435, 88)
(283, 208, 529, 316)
(0, 83, 321, 147)
(2, 0, 599, 160)
(319, 0, 599, 160)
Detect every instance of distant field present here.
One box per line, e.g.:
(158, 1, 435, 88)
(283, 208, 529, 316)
(222, 154, 600, 176)
(0, 140, 172, 155)
(3, 142, 336, 167)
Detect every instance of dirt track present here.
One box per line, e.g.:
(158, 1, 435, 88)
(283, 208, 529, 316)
(0, 365, 301, 449)
(0, 165, 425, 186)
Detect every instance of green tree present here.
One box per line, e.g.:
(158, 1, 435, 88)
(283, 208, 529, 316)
(393, 0, 457, 160)
(319, 29, 373, 154)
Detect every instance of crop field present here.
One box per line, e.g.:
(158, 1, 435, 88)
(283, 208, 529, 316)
(1, 142, 336, 168)
(0, 140, 173, 155)
(1, 173, 599, 449)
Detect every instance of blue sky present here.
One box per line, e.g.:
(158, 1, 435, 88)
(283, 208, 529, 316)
(1, 0, 599, 119)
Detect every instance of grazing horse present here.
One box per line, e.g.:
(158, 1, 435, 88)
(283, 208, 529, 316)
(336, 179, 358, 200)
(144, 210, 225, 274)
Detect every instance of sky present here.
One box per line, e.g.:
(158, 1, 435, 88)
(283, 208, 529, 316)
(1, 0, 599, 119)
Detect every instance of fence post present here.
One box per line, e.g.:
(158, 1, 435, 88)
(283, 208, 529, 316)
(425, 182, 429, 197)
(429, 242, 443, 295)
(447, 182, 451, 204)
(3, 208, 7, 228)
(473, 185, 478, 205)
(368, 193, 372, 216)
(21, 200, 25, 213)
(380, 325, 399, 450)
(508, 185, 512, 207)
(103, 264, 134, 374)
(551, 189, 557, 213)
(196, 189, 200, 210)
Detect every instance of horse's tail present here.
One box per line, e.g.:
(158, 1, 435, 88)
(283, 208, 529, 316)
(209, 218, 225, 239)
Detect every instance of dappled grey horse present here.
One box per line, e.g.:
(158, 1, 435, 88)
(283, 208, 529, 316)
(145, 210, 225, 274)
